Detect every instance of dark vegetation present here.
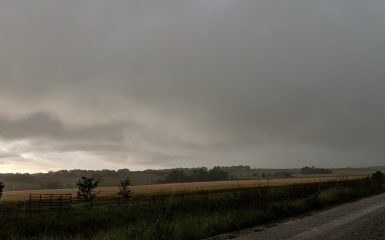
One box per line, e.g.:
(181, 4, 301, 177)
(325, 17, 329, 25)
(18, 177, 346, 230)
(76, 176, 99, 205)
(118, 176, 132, 201)
(161, 166, 228, 183)
(1, 166, 383, 191)
(0, 173, 384, 240)
(0, 181, 4, 200)
(300, 166, 333, 174)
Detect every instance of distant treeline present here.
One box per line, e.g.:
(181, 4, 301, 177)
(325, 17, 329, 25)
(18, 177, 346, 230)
(0, 167, 234, 191)
(0, 166, 261, 191)
(300, 166, 333, 175)
(0, 165, 383, 191)
(161, 167, 229, 183)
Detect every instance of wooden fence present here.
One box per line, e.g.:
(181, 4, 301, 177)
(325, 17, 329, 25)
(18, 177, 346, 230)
(27, 194, 72, 210)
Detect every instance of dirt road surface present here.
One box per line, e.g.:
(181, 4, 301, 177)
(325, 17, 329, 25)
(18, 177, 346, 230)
(212, 193, 385, 240)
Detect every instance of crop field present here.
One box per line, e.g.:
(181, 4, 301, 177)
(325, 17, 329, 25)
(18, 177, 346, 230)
(2, 176, 362, 201)
(1, 176, 383, 240)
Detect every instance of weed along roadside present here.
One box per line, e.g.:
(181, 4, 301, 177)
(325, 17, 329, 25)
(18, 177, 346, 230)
(0, 174, 384, 240)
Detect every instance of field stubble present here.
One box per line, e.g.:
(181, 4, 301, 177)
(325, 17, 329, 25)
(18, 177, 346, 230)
(2, 176, 362, 201)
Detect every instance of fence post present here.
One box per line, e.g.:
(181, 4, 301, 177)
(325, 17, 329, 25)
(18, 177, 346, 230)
(28, 194, 31, 210)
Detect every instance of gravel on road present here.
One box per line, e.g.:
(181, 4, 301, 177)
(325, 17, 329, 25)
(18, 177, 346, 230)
(208, 193, 385, 240)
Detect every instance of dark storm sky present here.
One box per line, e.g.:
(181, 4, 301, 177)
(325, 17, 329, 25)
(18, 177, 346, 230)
(1, 0, 385, 172)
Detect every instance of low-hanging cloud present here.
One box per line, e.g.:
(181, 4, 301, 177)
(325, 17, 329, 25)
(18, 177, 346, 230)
(1, 0, 385, 172)
(0, 112, 125, 142)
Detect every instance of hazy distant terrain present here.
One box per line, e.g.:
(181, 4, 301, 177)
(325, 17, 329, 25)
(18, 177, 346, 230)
(1, 165, 382, 191)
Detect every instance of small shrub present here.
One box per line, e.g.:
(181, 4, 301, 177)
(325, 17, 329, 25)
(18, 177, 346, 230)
(370, 171, 385, 191)
(76, 176, 99, 204)
(371, 171, 385, 181)
(118, 176, 132, 201)
(318, 187, 353, 205)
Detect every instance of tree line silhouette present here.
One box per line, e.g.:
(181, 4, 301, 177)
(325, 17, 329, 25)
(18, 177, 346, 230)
(161, 166, 229, 183)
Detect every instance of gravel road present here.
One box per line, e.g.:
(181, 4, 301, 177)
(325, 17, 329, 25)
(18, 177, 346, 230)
(209, 193, 385, 240)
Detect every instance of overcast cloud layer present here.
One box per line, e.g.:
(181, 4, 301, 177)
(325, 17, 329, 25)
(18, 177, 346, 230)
(1, 0, 385, 172)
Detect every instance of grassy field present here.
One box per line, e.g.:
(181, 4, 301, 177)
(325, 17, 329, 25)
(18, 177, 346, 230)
(0, 176, 382, 240)
(2, 176, 363, 201)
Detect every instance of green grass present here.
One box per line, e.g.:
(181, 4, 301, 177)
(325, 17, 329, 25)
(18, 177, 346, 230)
(0, 177, 383, 240)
